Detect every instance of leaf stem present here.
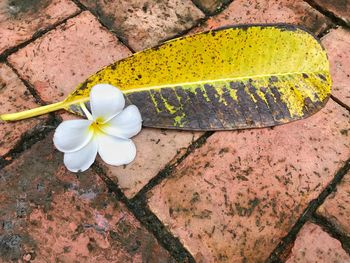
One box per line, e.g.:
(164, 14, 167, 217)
(0, 101, 66, 121)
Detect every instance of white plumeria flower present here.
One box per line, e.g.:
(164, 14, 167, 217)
(53, 84, 142, 172)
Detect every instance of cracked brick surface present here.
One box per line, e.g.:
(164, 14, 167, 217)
(0, 63, 47, 157)
(147, 100, 350, 262)
(0, 0, 79, 55)
(192, 0, 331, 35)
(80, 0, 205, 51)
(286, 222, 350, 263)
(0, 135, 175, 262)
(321, 27, 350, 108)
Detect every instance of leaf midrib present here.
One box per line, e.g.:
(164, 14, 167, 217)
(122, 70, 328, 94)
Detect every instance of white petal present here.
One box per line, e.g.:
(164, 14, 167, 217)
(90, 84, 125, 121)
(64, 139, 98, 172)
(97, 135, 136, 166)
(102, 105, 142, 139)
(53, 120, 93, 153)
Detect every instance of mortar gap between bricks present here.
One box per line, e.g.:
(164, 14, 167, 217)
(1, 60, 62, 168)
(266, 159, 350, 262)
(72, 0, 203, 51)
(331, 96, 350, 112)
(158, 1, 238, 43)
(69, 0, 88, 11)
(158, 0, 243, 44)
(71, 0, 136, 53)
(5, 61, 47, 106)
(191, 0, 234, 17)
(92, 163, 196, 263)
(317, 22, 337, 38)
(0, 10, 82, 62)
(0, 115, 59, 170)
(189, 0, 213, 17)
(131, 131, 214, 202)
(267, 257, 284, 263)
(311, 214, 350, 255)
(303, 0, 350, 29)
(90, 131, 215, 261)
(161, 16, 208, 43)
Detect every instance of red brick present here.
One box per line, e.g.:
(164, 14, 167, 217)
(313, 0, 350, 26)
(192, 0, 331, 35)
(0, 0, 79, 55)
(0, 135, 175, 262)
(322, 27, 350, 107)
(147, 100, 350, 262)
(8, 11, 132, 104)
(286, 222, 350, 262)
(317, 171, 350, 236)
(80, 0, 204, 51)
(99, 128, 201, 198)
(0, 63, 47, 157)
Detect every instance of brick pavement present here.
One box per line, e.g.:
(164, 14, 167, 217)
(0, 0, 349, 262)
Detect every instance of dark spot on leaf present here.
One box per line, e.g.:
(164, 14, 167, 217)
(269, 76, 278, 83)
(318, 74, 327, 81)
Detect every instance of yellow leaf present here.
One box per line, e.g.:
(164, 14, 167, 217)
(1, 24, 331, 130)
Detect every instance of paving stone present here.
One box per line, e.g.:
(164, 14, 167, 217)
(317, 171, 350, 236)
(192, 0, 331, 35)
(0, 135, 175, 262)
(80, 0, 205, 51)
(147, 100, 350, 262)
(286, 222, 350, 263)
(192, 0, 230, 14)
(8, 11, 132, 104)
(0, 63, 47, 157)
(0, 0, 79, 55)
(321, 27, 350, 108)
(313, 0, 350, 26)
(99, 128, 200, 198)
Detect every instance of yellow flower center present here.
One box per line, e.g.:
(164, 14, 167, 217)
(89, 117, 109, 136)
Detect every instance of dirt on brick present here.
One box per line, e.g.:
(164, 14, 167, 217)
(7, 0, 51, 17)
